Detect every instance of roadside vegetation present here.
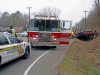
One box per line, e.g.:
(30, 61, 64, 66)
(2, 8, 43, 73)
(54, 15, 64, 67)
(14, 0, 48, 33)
(17, 34, 21, 37)
(74, 1, 100, 32)
(57, 1, 100, 74)
(57, 35, 100, 75)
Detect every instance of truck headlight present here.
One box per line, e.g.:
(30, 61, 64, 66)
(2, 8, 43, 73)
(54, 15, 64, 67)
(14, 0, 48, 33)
(54, 39, 56, 40)
(33, 38, 36, 40)
(52, 38, 56, 41)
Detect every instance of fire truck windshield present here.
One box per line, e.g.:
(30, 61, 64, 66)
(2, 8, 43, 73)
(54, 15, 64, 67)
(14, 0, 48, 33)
(29, 19, 60, 32)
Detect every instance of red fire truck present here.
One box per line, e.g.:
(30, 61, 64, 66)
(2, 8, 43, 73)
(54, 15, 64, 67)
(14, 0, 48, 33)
(29, 15, 72, 48)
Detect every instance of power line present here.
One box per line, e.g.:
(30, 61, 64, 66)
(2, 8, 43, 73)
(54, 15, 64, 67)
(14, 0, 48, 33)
(81, 0, 94, 18)
(86, 0, 94, 16)
(83, 0, 87, 11)
(89, 0, 95, 11)
(11, 0, 27, 6)
(82, 0, 90, 18)
(0, 0, 28, 13)
(87, 0, 93, 11)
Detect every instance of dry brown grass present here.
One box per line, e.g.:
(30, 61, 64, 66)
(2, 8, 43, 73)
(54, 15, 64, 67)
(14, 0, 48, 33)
(57, 35, 100, 75)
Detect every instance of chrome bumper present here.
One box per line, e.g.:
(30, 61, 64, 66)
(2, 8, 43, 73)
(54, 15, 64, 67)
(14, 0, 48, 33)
(31, 42, 60, 46)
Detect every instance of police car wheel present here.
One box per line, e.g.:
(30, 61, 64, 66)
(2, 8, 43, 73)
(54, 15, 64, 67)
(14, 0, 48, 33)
(53, 46, 56, 48)
(0, 59, 1, 68)
(23, 47, 30, 59)
(31, 46, 35, 48)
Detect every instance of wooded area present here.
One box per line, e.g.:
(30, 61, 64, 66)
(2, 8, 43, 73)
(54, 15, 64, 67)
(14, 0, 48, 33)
(0, 7, 61, 28)
(74, 0, 100, 32)
(0, 11, 28, 27)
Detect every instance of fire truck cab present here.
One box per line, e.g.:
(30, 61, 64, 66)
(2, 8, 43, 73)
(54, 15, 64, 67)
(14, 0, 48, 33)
(29, 15, 72, 48)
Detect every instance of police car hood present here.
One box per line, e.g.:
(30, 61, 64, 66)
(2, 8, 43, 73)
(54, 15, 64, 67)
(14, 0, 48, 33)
(21, 33, 27, 35)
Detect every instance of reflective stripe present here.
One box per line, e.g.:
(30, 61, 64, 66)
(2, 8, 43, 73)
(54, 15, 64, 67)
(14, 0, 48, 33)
(27, 29, 29, 32)
(72, 31, 75, 36)
(11, 29, 15, 36)
(58, 28, 60, 31)
(0, 44, 23, 53)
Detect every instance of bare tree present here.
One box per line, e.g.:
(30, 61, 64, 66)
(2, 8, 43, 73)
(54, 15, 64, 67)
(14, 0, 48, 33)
(33, 6, 61, 17)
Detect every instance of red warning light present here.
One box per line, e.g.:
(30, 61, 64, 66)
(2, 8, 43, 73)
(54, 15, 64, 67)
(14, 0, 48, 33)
(47, 15, 50, 17)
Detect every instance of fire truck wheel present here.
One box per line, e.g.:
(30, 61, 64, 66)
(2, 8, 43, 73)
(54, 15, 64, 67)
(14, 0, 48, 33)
(23, 46, 30, 59)
(53, 46, 56, 48)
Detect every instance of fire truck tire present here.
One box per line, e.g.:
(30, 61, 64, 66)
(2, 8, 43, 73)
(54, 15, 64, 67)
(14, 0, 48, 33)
(23, 46, 30, 59)
(53, 46, 57, 48)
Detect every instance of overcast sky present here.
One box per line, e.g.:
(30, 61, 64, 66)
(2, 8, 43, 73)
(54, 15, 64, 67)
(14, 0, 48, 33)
(0, 0, 94, 26)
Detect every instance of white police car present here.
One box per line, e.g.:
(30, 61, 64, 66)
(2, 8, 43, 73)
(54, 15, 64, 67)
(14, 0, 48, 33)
(0, 32, 31, 66)
(21, 31, 28, 37)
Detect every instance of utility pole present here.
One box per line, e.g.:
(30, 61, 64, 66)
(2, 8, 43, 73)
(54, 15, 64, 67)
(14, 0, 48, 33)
(26, 7, 32, 20)
(26, 7, 32, 28)
(83, 11, 88, 30)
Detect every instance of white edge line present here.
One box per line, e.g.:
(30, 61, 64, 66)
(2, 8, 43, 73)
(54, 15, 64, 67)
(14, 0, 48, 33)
(23, 50, 50, 75)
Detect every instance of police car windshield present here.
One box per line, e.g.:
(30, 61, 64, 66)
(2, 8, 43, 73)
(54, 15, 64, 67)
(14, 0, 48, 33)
(29, 19, 60, 32)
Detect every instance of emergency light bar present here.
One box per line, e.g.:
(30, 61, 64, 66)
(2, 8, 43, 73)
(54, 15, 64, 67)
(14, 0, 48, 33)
(34, 15, 58, 18)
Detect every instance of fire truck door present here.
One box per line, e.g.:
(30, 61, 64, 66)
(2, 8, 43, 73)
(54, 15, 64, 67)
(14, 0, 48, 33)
(60, 21, 72, 44)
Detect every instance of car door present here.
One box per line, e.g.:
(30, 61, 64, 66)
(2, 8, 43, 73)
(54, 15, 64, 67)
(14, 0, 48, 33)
(0, 33, 14, 64)
(60, 20, 72, 45)
(5, 33, 24, 59)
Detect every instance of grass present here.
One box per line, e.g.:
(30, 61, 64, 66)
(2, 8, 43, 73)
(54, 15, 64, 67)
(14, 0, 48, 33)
(57, 35, 100, 75)
(17, 34, 21, 37)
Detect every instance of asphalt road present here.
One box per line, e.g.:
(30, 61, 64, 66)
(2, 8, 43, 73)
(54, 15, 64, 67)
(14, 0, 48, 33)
(0, 37, 74, 75)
